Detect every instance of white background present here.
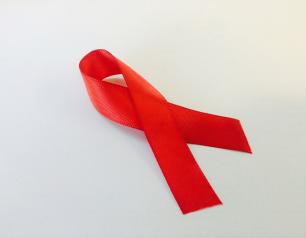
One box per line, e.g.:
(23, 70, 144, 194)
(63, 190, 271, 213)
(0, 0, 306, 237)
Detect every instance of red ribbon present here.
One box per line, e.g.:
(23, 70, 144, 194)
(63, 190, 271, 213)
(79, 49, 252, 214)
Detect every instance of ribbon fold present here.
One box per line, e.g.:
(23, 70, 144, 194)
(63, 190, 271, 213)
(79, 49, 251, 214)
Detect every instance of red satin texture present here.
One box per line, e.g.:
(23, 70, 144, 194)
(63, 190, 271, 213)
(79, 49, 252, 214)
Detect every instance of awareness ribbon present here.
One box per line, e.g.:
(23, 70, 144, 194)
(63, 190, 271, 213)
(79, 49, 252, 214)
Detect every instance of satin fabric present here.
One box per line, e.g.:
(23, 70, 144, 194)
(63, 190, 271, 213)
(79, 49, 251, 214)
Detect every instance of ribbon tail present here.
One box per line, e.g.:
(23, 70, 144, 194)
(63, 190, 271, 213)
(170, 103, 252, 153)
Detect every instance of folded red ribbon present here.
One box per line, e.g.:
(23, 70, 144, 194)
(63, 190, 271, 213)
(79, 49, 252, 214)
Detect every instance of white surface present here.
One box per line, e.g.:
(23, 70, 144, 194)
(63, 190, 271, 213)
(1, 0, 306, 237)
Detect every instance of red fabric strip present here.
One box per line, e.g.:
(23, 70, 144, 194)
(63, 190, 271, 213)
(79, 49, 252, 214)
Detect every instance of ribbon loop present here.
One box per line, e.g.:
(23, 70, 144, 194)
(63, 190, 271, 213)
(79, 49, 251, 214)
